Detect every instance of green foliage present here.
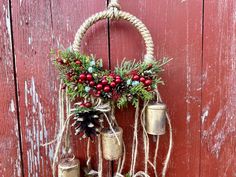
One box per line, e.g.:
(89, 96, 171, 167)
(117, 94, 128, 109)
(72, 105, 93, 114)
(130, 84, 153, 101)
(115, 59, 140, 77)
(53, 49, 170, 108)
(125, 173, 131, 177)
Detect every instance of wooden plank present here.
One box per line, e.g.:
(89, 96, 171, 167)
(201, 0, 236, 176)
(109, 0, 203, 176)
(0, 0, 22, 176)
(11, 0, 109, 176)
(50, 0, 111, 176)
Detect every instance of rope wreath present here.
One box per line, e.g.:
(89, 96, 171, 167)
(48, 0, 173, 177)
(72, 0, 154, 63)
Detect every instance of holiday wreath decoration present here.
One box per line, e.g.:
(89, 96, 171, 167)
(50, 1, 173, 177)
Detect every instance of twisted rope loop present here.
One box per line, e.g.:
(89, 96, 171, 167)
(72, 0, 154, 62)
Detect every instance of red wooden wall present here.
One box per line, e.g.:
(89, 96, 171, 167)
(0, 0, 235, 176)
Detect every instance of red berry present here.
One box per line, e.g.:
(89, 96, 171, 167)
(140, 77, 146, 83)
(147, 86, 152, 91)
(75, 60, 81, 65)
(78, 79, 83, 83)
(101, 79, 108, 85)
(133, 75, 140, 81)
(104, 85, 111, 92)
(115, 75, 121, 80)
(79, 73, 86, 80)
(94, 91, 101, 97)
(86, 74, 93, 81)
(80, 103, 85, 107)
(85, 102, 92, 108)
(115, 78, 122, 84)
(96, 84, 103, 90)
(144, 79, 152, 86)
(148, 63, 153, 69)
(57, 58, 63, 64)
(110, 81, 116, 88)
(110, 73, 115, 77)
(89, 81, 95, 86)
(97, 90, 101, 95)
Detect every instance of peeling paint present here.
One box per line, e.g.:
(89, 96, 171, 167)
(24, 77, 55, 176)
(186, 112, 191, 123)
(9, 99, 15, 112)
(201, 108, 209, 124)
(3, 4, 12, 41)
(28, 36, 32, 45)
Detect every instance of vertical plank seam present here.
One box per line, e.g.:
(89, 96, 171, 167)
(107, 0, 112, 70)
(199, 0, 205, 177)
(8, 0, 25, 176)
(106, 0, 114, 176)
(48, 0, 54, 30)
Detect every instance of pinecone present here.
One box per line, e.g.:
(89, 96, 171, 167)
(72, 110, 103, 139)
(116, 82, 127, 93)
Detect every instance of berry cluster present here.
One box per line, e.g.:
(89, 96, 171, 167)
(78, 100, 92, 108)
(129, 73, 153, 91)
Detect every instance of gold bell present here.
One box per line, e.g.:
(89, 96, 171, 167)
(101, 127, 123, 160)
(58, 158, 80, 177)
(145, 102, 166, 135)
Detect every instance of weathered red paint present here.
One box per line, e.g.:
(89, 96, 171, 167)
(201, 0, 236, 176)
(109, 0, 203, 176)
(11, 0, 110, 176)
(0, 0, 22, 176)
(1, 0, 236, 176)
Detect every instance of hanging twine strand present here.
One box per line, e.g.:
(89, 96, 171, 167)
(153, 136, 160, 177)
(140, 101, 150, 174)
(51, 82, 74, 177)
(130, 101, 140, 176)
(154, 89, 173, 177)
(98, 135, 103, 177)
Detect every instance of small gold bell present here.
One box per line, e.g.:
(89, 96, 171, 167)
(101, 127, 123, 160)
(145, 102, 166, 135)
(58, 157, 80, 177)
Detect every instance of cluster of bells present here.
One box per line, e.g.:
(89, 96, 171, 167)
(58, 101, 166, 177)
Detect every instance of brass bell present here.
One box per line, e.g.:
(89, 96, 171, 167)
(145, 102, 166, 135)
(58, 157, 80, 177)
(101, 127, 123, 160)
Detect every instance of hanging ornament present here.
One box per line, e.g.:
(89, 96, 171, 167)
(72, 108, 103, 139)
(145, 100, 166, 135)
(51, 0, 173, 176)
(101, 127, 123, 161)
(58, 157, 80, 177)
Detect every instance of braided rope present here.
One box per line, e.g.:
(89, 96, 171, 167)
(72, 5, 154, 62)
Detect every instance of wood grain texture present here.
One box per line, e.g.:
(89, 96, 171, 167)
(0, 0, 22, 176)
(5, 0, 236, 176)
(201, 0, 236, 176)
(109, 0, 203, 176)
(11, 0, 109, 176)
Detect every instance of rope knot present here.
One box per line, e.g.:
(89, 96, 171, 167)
(108, 0, 121, 10)
(108, 0, 121, 19)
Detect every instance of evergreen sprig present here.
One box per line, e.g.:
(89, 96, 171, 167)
(53, 50, 170, 109)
